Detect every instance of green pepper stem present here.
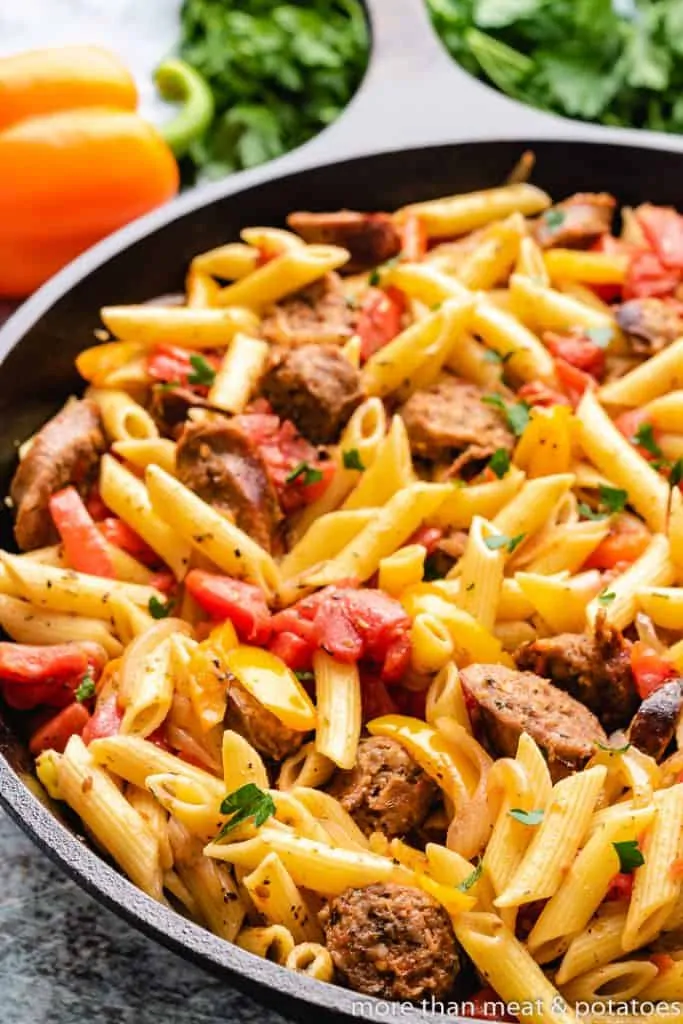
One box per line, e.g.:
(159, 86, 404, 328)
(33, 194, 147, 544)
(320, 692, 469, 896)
(155, 58, 215, 159)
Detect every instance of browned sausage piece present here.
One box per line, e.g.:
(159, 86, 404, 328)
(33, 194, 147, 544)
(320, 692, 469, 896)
(176, 416, 281, 553)
(320, 883, 460, 1001)
(399, 375, 514, 473)
(514, 618, 637, 732)
(287, 210, 401, 272)
(616, 298, 683, 357)
(10, 398, 106, 551)
(460, 664, 607, 780)
(261, 344, 364, 444)
(328, 736, 437, 838)
(260, 273, 358, 349)
(225, 679, 305, 761)
(627, 680, 683, 762)
(535, 193, 616, 249)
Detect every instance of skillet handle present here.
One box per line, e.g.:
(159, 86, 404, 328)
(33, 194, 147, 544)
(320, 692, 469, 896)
(271, 0, 683, 177)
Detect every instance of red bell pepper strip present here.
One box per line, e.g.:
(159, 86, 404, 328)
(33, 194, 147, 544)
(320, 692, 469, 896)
(0, 641, 90, 684)
(29, 701, 90, 755)
(583, 514, 651, 571)
(605, 872, 635, 902)
(50, 486, 115, 578)
(81, 690, 123, 744)
(554, 357, 595, 407)
(268, 630, 313, 672)
(517, 380, 572, 408)
(98, 517, 159, 567)
(85, 486, 110, 521)
(184, 570, 272, 645)
(629, 641, 677, 700)
(544, 330, 606, 380)
(624, 250, 680, 300)
(636, 204, 683, 270)
(357, 286, 406, 362)
(400, 214, 427, 261)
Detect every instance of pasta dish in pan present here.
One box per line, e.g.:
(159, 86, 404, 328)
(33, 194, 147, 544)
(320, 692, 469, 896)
(3, 179, 683, 1022)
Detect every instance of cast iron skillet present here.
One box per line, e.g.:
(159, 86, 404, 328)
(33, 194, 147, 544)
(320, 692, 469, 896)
(2, 2, 683, 1020)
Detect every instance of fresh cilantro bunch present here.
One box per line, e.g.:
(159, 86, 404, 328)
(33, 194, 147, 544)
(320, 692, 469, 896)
(426, 0, 683, 134)
(177, 0, 369, 180)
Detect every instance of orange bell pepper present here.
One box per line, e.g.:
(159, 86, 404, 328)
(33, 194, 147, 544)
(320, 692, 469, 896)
(0, 46, 179, 298)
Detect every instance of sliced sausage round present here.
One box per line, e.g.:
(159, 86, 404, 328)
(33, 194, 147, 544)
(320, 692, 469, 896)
(616, 298, 683, 357)
(261, 344, 364, 444)
(176, 416, 281, 553)
(460, 664, 607, 780)
(287, 210, 401, 272)
(320, 883, 460, 1001)
(261, 273, 358, 348)
(534, 192, 615, 249)
(328, 736, 437, 838)
(627, 680, 683, 762)
(225, 679, 305, 762)
(11, 398, 105, 551)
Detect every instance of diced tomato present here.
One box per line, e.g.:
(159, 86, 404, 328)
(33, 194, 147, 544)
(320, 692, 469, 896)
(467, 988, 517, 1023)
(50, 487, 115, 578)
(81, 691, 123, 744)
(0, 642, 90, 685)
(147, 726, 171, 751)
(630, 641, 677, 700)
(606, 872, 635, 902)
(29, 702, 90, 755)
(97, 518, 159, 567)
(554, 357, 595, 407)
(234, 413, 335, 513)
(401, 214, 427, 262)
(651, 953, 675, 974)
(357, 286, 406, 362)
(184, 570, 272, 645)
(85, 486, 110, 522)
(148, 570, 176, 596)
(271, 586, 412, 683)
(636, 204, 683, 270)
(517, 380, 572, 408)
(268, 630, 313, 672)
(408, 525, 443, 555)
(544, 330, 606, 380)
(584, 514, 651, 571)
(2, 678, 78, 710)
(360, 676, 399, 722)
(624, 250, 680, 300)
(146, 344, 220, 394)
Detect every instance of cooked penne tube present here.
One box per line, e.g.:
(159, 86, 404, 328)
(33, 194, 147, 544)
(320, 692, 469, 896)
(544, 248, 628, 286)
(401, 589, 513, 667)
(185, 267, 220, 308)
(0, 592, 122, 655)
(410, 612, 455, 675)
(76, 340, 144, 387)
(510, 273, 616, 334)
(208, 332, 269, 413)
(637, 586, 683, 629)
(560, 960, 658, 1004)
(278, 510, 374, 583)
(430, 466, 526, 530)
(515, 571, 602, 633)
(516, 234, 550, 285)
(600, 337, 683, 406)
(167, 818, 244, 940)
(397, 184, 550, 238)
(277, 743, 336, 793)
(291, 787, 369, 851)
(222, 730, 269, 791)
(456, 516, 506, 631)
(191, 242, 259, 280)
(425, 663, 471, 731)
(101, 305, 258, 347)
(236, 925, 295, 963)
(383, 262, 470, 306)
(456, 213, 525, 290)
(243, 852, 323, 943)
(342, 415, 414, 511)
(285, 943, 334, 982)
(90, 734, 225, 791)
(556, 905, 629, 985)
(492, 473, 575, 542)
(112, 438, 177, 476)
(586, 534, 675, 631)
(471, 297, 557, 384)
(86, 387, 158, 442)
(313, 652, 361, 770)
(216, 245, 348, 310)
(379, 544, 426, 598)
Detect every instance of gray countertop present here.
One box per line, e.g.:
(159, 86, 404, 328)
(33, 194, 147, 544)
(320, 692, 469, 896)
(0, 810, 289, 1023)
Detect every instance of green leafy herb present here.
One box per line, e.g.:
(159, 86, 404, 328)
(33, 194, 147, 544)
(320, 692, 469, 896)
(368, 268, 381, 287)
(188, 354, 216, 386)
(597, 740, 631, 754)
(342, 448, 365, 471)
(427, 0, 683, 139)
(488, 448, 511, 478)
(75, 672, 96, 703)
(599, 485, 628, 514)
(633, 422, 663, 458)
(578, 502, 608, 522)
(285, 461, 323, 486)
(508, 808, 544, 826)
(149, 595, 174, 619)
(670, 458, 683, 488)
(544, 208, 566, 231)
(482, 393, 530, 436)
(457, 861, 483, 892)
(217, 783, 276, 839)
(484, 532, 526, 553)
(598, 590, 616, 605)
(613, 839, 645, 873)
(172, 0, 369, 183)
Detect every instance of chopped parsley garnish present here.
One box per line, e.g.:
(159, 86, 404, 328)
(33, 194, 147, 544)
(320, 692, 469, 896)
(544, 209, 565, 231)
(508, 808, 544, 826)
(482, 393, 530, 436)
(613, 839, 645, 873)
(368, 268, 381, 287)
(285, 461, 323, 486)
(597, 740, 631, 754)
(585, 326, 614, 349)
(187, 354, 216, 387)
(599, 485, 628, 514)
(670, 458, 683, 489)
(578, 502, 608, 522)
(488, 448, 511, 479)
(633, 422, 662, 458)
(342, 448, 365, 471)
(217, 783, 276, 839)
(75, 672, 96, 703)
(484, 532, 526, 554)
(149, 595, 174, 619)
(597, 590, 616, 606)
(457, 861, 483, 892)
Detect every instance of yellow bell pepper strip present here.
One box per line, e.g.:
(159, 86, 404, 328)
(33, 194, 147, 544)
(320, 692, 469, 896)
(0, 45, 137, 131)
(225, 647, 316, 732)
(0, 48, 179, 298)
(155, 59, 215, 159)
